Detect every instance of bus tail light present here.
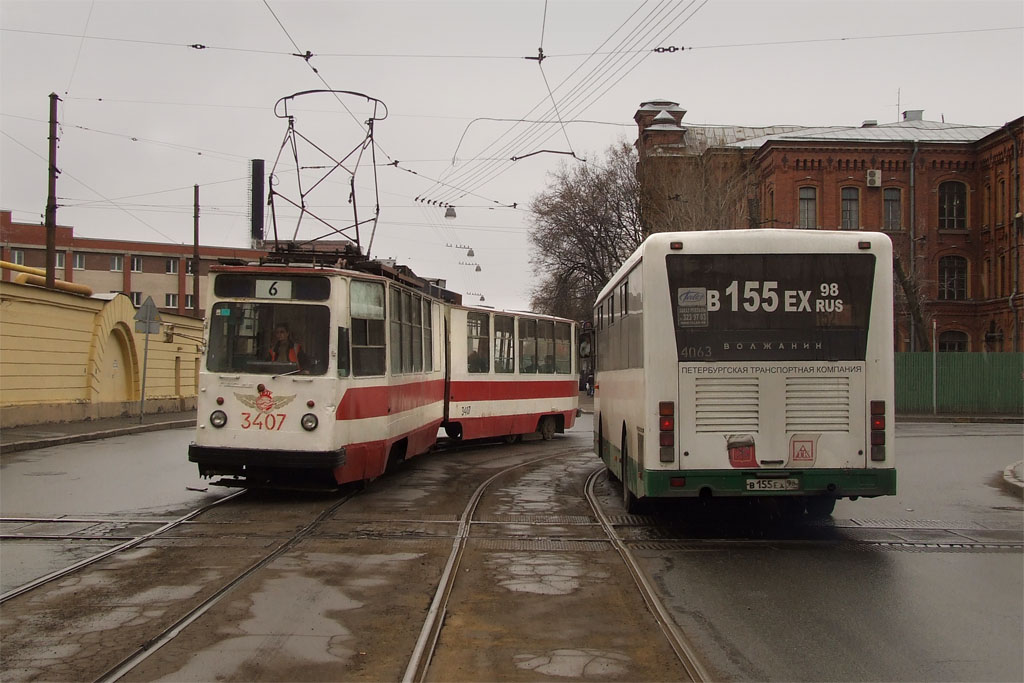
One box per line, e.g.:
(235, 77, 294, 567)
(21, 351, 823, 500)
(659, 401, 674, 462)
(870, 400, 886, 461)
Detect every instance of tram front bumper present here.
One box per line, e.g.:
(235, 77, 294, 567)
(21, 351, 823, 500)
(188, 444, 346, 475)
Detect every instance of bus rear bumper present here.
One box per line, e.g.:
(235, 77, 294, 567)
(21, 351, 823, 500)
(643, 468, 897, 498)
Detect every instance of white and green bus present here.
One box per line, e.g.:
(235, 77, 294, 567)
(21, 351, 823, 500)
(594, 230, 896, 515)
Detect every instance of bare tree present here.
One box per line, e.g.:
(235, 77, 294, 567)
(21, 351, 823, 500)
(526, 137, 758, 319)
(527, 141, 645, 320)
(893, 253, 932, 351)
(639, 143, 756, 232)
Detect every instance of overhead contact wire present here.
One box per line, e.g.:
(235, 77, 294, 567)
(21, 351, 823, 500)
(428, 0, 697, 204)
(428, 0, 684, 202)
(424, 0, 666, 201)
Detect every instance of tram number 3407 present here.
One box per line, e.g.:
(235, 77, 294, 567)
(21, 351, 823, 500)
(240, 412, 287, 430)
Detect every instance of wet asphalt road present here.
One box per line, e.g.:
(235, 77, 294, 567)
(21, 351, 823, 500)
(629, 421, 1024, 682)
(1, 419, 1021, 681)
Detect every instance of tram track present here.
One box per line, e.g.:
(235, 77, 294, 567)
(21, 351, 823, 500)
(402, 450, 570, 683)
(584, 467, 712, 683)
(5, 435, 1018, 682)
(94, 488, 361, 683)
(605, 511, 1024, 553)
(401, 450, 710, 683)
(0, 484, 364, 682)
(5, 442, 615, 682)
(0, 489, 247, 604)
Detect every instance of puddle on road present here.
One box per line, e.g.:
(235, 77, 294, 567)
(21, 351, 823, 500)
(155, 574, 360, 681)
(493, 463, 569, 514)
(367, 464, 449, 504)
(153, 551, 423, 681)
(486, 552, 609, 595)
(514, 648, 632, 677)
(492, 457, 597, 515)
(11, 564, 217, 678)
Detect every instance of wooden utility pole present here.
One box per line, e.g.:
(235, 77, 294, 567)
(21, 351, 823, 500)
(45, 93, 59, 289)
(193, 184, 201, 318)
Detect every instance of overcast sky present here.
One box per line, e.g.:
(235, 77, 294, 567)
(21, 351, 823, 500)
(2, 0, 1021, 310)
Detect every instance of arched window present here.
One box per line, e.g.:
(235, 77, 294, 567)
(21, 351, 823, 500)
(938, 255, 968, 300)
(938, 330, 968, 352)
(938, 181, 967, 229)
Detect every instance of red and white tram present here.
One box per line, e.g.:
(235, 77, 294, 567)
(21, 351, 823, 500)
(188, 258, 579, 488)
(444, 306, 578, 442)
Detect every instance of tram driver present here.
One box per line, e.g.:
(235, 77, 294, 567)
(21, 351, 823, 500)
(267, 322, 308, 372)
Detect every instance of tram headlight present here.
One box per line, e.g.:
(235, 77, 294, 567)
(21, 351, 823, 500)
(301, 413, 319, 431)
(210, 410, 227, 428)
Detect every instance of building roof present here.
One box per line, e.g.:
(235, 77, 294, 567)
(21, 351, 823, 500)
(636, 101, 1007, 153)
(727, 119, 1000, 148)
(683, 125, 807, 148)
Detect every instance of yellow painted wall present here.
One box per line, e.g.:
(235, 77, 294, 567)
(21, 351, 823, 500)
(0, 281, 203, 427)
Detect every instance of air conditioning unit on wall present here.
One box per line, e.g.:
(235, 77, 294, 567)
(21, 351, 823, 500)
(866, 169, 882, 187)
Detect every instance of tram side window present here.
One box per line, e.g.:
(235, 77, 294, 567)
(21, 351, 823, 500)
(467, 311, 490, 372)
(538, 319, 555, 373)
(337, 326, 350, 377)
(402, 291, 414, 371)
(519, 318, 537, 373)
(389, 288, 402, 374)
(410, 292, 423, 371)
(494, 315, 514, 373)
(351, 280, 386, 376)
(554, 322, 571, 374)
(423, 300, 433, 372)
(390, 287, 426, 374)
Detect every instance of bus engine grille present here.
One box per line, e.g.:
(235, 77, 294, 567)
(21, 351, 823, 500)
(695, 377, 759, 432)
(785, 377, 851, 432)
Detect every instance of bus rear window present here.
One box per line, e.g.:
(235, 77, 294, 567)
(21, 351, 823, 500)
(666, 253, 875, 361)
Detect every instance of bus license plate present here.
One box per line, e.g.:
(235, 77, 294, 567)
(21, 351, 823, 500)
(746, 478, 800, 491)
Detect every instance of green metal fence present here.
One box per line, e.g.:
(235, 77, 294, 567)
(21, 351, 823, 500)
(895, 352, 1024, 415)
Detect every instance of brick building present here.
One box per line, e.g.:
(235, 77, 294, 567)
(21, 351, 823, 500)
(0, 210, 271, 317)
(635, 100, 1023, 353)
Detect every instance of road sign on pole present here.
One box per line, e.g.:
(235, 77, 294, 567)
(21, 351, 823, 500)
(134, 297, 162, 422)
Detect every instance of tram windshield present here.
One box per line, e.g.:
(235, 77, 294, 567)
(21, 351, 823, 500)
(206, 302, 331, 375)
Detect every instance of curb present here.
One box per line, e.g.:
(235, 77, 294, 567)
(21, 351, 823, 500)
(1, 419, 196, 454)
(1001, 460, 1024, 499)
